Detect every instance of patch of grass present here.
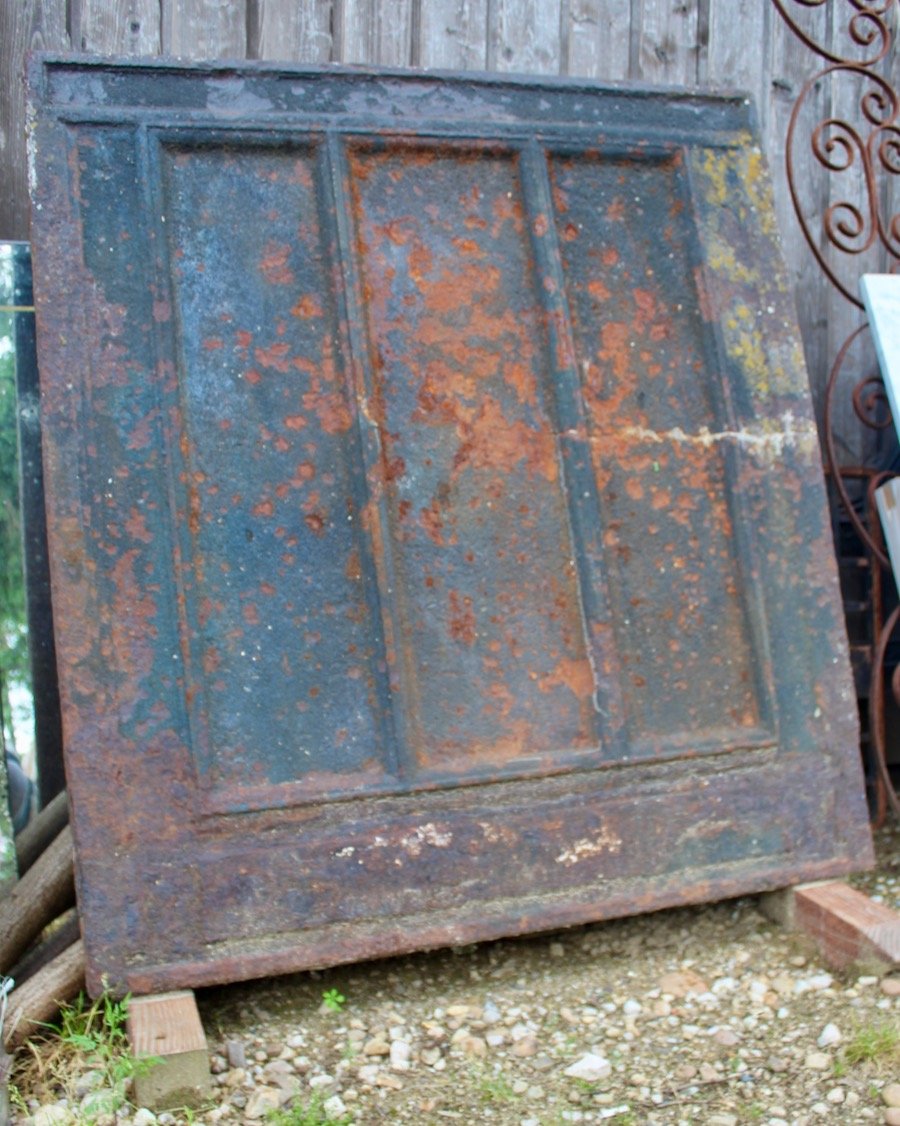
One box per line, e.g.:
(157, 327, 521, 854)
(11, 989, 159, 1122)
(842, 1020, 900, 1066)
(321, 988, 346, 1013)
(477, 1070, 517, 1103)
(266, 1092, 351, 1125)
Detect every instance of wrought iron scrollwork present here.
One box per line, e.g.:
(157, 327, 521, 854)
(774, 0, 900, 824)
(771, 0, 896, 67)
(787, 65, 900, 306)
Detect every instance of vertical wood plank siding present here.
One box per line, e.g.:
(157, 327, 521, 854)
(1, 0, 894, 447)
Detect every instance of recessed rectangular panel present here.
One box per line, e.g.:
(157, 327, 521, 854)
(27, 59, 873, 997)
(550, 151, 773, 751)
(160, 140, 394, 795)
(347, 142, 599, 776)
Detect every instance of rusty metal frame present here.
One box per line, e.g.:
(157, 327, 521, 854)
(27, 57, 874, 994)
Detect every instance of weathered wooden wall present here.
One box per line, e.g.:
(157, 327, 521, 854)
(1, 0, 897, 456)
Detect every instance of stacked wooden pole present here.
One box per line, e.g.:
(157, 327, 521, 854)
(1, 792, 86, 1050)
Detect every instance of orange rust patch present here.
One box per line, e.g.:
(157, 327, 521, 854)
(345, 548, 362, 582)
(451, 237, 485, 257)
(255, 342, 291, 371)
(124, 507, 152, 544)
(302, 389, 352, 434)
(588, 278, 611, 303)
(259, 241, 294, 285)
(252, 498, 274, 517)
(284, 415, 307, 430)
(452, 399, 557, 484)
(110, 548, 157, 682)
(293, 461, 316, 483)
(291, 294, 323, 319)
(540, 656, 595, 699)
(694, 265, 715, 322)
(420, 500, 445, 546)
(606, 198, 626, 222)
(448, 590, 476, 646)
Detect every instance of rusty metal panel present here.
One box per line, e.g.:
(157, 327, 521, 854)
(27, 58, 873, 995)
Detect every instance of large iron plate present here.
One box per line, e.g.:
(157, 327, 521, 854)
(28, 57, 873, 995)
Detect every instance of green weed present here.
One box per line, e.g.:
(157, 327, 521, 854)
(266, 1092, 351, 1125)
(11, 989, 159, 1123)
(842, 1020, 900, 1066)
(478, 1071, 517, 1103)
(321, 988, 346, 1013)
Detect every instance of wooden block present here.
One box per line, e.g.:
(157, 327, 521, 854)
(127, 990, 212, 1111)
(760, 880, 900, 972)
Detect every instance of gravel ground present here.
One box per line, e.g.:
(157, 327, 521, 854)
(12, 823, 900, 1126)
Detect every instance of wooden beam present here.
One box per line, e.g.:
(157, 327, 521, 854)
(0, 824, 75, 975)
(127, 991, 213, 1111)
(15, 790, 69, 877)
(2, 939, 85, 1050)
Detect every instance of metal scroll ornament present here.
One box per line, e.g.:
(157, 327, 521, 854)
(775, 0, 900, 822)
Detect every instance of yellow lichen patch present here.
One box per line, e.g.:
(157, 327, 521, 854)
(696, 147, 731, 208)
(705, 232, 757, 286)
(740, 145, 779, 241)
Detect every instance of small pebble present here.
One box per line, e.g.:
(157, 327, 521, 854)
(564, 1053, 612, 1082)
(322, 1094, 347, 1120)
(818, 1022, 842, 1047)
(225, 1040, 246, 1069)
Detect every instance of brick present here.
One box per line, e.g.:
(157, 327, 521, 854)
(760, 881, 900, 972)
